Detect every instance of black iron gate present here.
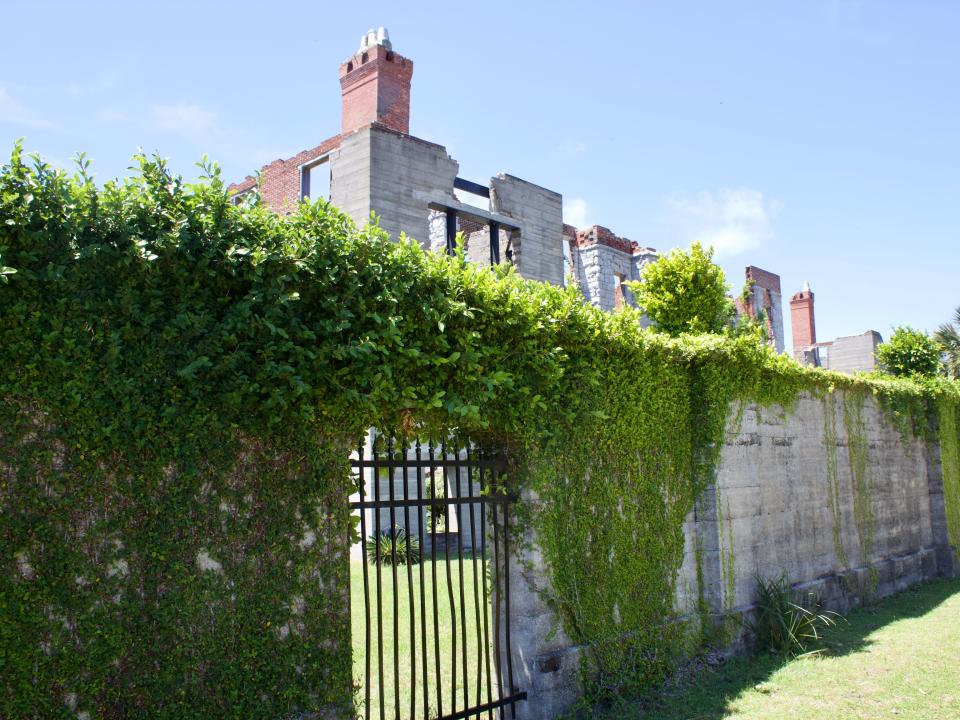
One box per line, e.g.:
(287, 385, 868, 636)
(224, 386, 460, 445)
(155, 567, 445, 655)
(350, 434, 526, 720)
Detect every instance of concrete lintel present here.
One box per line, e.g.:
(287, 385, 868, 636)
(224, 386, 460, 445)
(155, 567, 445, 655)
(422, 195, 522, 231)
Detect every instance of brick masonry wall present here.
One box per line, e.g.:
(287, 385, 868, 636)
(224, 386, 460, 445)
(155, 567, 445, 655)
(791, 290, 816, 358)
(339, 45, 412, 135)
(571, 226, 657, 316)
(228, 135, 341, 214)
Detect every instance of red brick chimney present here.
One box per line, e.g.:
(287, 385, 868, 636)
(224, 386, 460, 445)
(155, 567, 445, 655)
(339, 27, 412, 135)
(790, 281, 816, 356)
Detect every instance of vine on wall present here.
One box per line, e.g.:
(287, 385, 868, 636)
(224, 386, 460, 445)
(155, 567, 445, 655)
(939, 399, 960, 559)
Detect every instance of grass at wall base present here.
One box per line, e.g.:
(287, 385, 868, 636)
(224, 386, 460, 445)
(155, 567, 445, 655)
(1, 145, 959, 717)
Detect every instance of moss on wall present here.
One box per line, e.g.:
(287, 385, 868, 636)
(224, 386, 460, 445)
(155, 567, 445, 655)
(823, 392, 849, 568)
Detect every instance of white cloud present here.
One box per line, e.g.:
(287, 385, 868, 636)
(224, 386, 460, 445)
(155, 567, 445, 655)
(0, 87, 55, 128)
(564, 197, 590, 229)
(665, 188, 780, 258)
(558, 139, 587, 157)
(149, 103, 217, 138)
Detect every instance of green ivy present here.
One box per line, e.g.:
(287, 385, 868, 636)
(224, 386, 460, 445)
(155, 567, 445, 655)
(939, 398, 960, 559)
(2, 144, 959, 716)
(842, 392, 877, 593)
(822, 392, 848, 568)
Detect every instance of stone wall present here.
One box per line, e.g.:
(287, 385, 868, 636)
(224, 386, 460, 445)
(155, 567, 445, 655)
(570, 225, 658, 313)
(510, 390, 957, 719)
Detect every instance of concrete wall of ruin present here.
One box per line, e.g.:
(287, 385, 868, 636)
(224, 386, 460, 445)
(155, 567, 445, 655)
(491, 175, 565, 287)
(332, 125, 461, 247)
(509, 390, 956, 720)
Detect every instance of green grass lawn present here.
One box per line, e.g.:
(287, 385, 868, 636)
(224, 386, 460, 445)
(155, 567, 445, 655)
(598, 577, 960, 720)
(350, 553, 500, 720)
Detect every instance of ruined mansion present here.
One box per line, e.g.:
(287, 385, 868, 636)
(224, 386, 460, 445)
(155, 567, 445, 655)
(229, 28, 879, 370)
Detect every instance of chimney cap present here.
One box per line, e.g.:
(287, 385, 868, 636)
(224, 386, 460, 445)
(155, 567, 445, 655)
(359, 26, 391, 52)
(802, 280, 811, 292)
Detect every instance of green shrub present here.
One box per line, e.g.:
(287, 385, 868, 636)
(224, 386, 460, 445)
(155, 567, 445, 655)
(876, 326, 942, 378)
(750, 575, 842, 656)
(366, 527, 421, 566)
(627, 241, 734, 335)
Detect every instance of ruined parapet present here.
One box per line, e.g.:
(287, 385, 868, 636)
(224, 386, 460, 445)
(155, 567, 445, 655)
(228, 29, 568, 288)
(569, 224, 657, 315)
(816, 331, 885, 374)
(738, 266, 785, 353)
(490, 175, 565, 286)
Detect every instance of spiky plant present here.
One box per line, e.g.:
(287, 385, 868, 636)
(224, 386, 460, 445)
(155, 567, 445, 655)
(750, 575, 842, 657)
(366, 527, 421, 566)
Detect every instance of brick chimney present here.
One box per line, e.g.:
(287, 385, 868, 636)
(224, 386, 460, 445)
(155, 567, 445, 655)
(790, 281, 816, 360)
(339, 27, 412, 135)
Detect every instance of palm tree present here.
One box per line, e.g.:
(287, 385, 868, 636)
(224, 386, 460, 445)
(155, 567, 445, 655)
(935, 306, 960, 379)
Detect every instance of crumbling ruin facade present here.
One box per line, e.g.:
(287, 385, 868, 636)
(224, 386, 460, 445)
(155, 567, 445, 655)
(735, 265, 786, 353)
(229, 28, 786, 338)
(229, 29, 564, 289)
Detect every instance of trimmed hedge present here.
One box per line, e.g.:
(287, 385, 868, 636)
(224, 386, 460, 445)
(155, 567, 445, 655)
(1, 144, 958, 716)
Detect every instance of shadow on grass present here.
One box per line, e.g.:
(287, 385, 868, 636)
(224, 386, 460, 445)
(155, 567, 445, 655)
(592, 576, 960, 720)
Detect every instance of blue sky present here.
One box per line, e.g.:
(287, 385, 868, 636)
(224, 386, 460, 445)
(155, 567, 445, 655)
(2, 0, 958, 349)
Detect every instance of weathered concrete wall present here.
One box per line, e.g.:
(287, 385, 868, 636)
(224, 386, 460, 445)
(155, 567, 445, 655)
(491, 175, 564, 286)
(511, 390, 957, 719)
(332, 125, 461, 247)
(675, 393, 951, 627)
(368, 126, 460, 247)
(820, 331, 884, 375)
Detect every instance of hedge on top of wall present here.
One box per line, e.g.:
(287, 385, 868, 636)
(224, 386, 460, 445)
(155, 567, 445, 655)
(2, 144, 958, 717)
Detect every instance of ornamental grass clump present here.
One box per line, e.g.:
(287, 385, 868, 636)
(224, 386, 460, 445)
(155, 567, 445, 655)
(750, 575, 843, 657)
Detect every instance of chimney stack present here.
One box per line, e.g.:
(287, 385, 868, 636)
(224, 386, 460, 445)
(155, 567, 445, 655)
(790, 283, 816, 361)
(339, 27, 413, 135)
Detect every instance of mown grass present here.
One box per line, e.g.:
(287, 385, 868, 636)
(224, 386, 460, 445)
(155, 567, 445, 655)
(596, 577, 960, 720)
(350, 554, 500, 720)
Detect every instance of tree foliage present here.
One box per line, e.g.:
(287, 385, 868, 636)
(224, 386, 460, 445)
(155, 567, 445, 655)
(627, 241, 734, 336)
(876, 326, 942, 378)
(935, 307, 960, 379)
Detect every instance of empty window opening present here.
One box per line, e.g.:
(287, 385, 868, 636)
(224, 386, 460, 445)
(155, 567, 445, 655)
(562, 238, 574, 287)
(613, 272, 626, 309)
(453, 177, 491, 212)
(231, 187, 257, 207)
(300, 157, 330, 202)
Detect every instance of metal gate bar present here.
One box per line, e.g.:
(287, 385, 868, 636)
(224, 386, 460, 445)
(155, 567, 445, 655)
(351, 435, 527, 720)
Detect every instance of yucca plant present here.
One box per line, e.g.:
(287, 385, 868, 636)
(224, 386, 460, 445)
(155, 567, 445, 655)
(366, 527, 421, 566)
(750, 574, 842, 657)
